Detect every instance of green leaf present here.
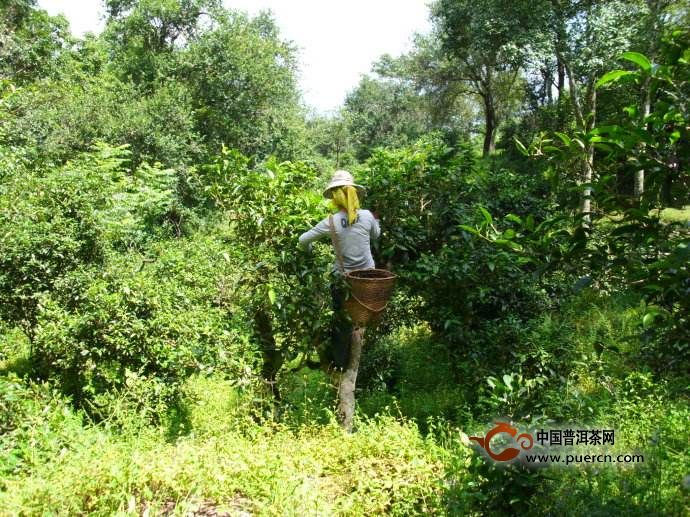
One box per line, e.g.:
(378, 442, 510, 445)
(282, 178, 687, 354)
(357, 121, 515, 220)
(593, 142, 614, 153)
(458, 224, 480, 235)
(554, 132, 571, 147)
(505, 214, 522, 225)
(494, 239, 523, 251)
(596, 70, 634, 88)
(268, 287, 276, 305)
(525, 215, 535, 231)
(623, 105, 638, 118)
(478, 206, 493, 225)
(502, 374, 513, 390)
(621, 51, 651, 72)
(642, 312, 656, 329)
(513, 137, 528, 156)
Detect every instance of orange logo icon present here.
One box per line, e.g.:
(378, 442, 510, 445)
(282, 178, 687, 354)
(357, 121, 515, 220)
(469, 422, 534, 462)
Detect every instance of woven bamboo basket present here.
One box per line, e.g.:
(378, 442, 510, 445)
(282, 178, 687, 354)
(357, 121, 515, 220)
(344, 268, 397, 327)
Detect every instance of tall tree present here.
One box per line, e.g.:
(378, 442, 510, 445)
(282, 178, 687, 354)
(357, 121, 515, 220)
(631, 0, 685, 198)
(374, 38, 480, 142)
(343, 74, 433, 161)
(430, 0, 534, 156)
(180, 11, 305, 159)
(550, 0, 643, 218)
(512, 0, 645, 218)
(104, 0, 221, 84)
(306, 114, 355, 168)
(0, 0, 70, 84)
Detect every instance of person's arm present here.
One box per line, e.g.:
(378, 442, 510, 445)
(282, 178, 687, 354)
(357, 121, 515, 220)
(298, 217, 330, 251)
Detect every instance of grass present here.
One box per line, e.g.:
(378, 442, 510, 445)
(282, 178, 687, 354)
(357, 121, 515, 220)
(1, 294, 689, 516)
(655, 205, 690, 224)
(599, 205, 690, 227)
(0, 374, 451, 516)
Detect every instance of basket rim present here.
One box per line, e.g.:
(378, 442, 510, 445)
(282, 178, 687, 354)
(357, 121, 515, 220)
(345, 268, 397, 281)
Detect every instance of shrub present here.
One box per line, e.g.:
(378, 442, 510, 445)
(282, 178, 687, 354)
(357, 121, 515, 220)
(0, 142, 193, 344)
(359, 135, 477, 266)
(358, 135, 560, 359)
(204, 150, 335, 392)
(4, 74, 203, 168)
(0, 153, 107, 340)
(31, 236, 254, 420)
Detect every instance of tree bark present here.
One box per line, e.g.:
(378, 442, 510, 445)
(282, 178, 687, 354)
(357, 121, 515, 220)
(544, 62, 553, 105)
(562, 53, 596, 224)
(636, 0, 662, 199)
(337, 327, 365, 432)
(482, 92, 496, 157)
(581, 150, 594, 221)
(635, 82, 651, 199)
(255, 308, 283, 418)
(554, 11, 567, 125)
(557, 58, 565, 100)
(581, 80, 597, 222)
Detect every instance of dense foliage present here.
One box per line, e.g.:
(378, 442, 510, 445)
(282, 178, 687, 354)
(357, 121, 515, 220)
(203, 149, 335, 395)
(0, 0, 688, 515)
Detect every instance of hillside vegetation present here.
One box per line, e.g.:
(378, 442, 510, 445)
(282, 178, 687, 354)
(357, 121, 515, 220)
(1, 1, 688, 515)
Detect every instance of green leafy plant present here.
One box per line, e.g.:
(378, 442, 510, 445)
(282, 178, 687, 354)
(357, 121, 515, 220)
(516, 31, 690, 372)
(203, 150, 336, 399)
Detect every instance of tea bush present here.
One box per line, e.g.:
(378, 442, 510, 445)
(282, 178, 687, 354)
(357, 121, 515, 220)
(30, 235, 255, 420)
(0, 143, 193, 345)
(3, 75, 204, 168)
(359, 135, 564, 365)
(204, 150, 337, 391)
(0, 157, 106, 340)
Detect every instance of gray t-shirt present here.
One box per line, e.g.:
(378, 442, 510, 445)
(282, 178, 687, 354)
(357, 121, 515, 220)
(299, 209, 380, 272)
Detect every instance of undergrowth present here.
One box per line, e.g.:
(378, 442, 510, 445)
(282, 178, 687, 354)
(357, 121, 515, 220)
(1, 292, 688, 516)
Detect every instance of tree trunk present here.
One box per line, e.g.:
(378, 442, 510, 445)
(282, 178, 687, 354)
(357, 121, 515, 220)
(636, 0, 661, 200)
(562, 53, 597, 225)
(556, 58, 565, 126)
(255, 308, 283, 418)
(554, 11, 567, 126)
(482, 93, 496, 157)
(634, 83, 651, 199)
(581, 149, 594, 222)
(633, 169, 644, 199)
(557, 58, 565, 100)
(563, 58, 589, 222)
(581, 81, 597, 223)
(545, 61, 553, 105)
(337, 327, 364, 432)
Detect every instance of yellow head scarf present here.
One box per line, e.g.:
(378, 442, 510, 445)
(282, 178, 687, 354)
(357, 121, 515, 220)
(331, 186, 360, 225)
